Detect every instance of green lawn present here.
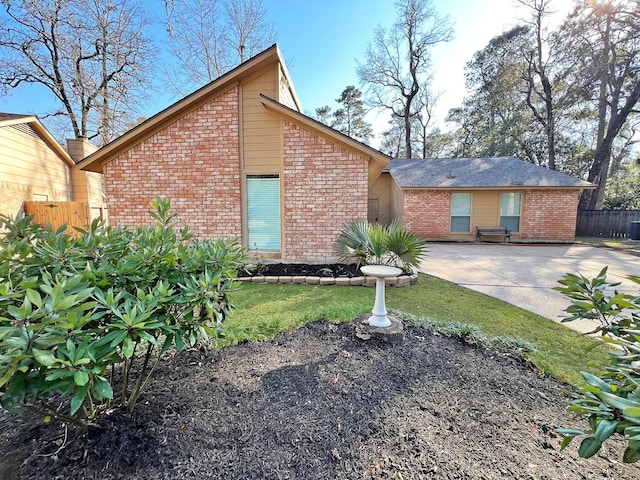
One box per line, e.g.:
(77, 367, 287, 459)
(576, 236, 640, 252)
(222, 274, 609, 387)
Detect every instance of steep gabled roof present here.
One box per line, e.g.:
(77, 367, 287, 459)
(259, 95, 390, 185)
(0, 113, 75, 166)
(77, 44, 299, 173)
(388, 157, 595, 189)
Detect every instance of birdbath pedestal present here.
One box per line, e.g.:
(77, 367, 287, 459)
(360, 265, 402, 327)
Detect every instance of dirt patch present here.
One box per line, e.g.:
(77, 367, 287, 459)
(0, 320, 635, 479)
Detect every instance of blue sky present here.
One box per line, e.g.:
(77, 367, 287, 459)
(266, 0, 525, 119)
(0, 0, 539, 143)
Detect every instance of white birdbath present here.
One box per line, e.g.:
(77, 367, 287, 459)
(360, 265, 402, 327)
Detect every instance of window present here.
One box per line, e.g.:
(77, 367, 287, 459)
(247, 175, 280, 251)
(500, 192, 521, 232)
(451, 193, 471, 232)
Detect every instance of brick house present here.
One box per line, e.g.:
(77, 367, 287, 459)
(77, 45, 389, 261)
(78, 45, 594, 259)
(369, 157, 595, 242)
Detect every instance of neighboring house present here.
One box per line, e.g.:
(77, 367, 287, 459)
(77, 45, 593, 261)
(369, 157, 595, 242)
(77, 45, 389, 261)
(0, 113, 106, 225)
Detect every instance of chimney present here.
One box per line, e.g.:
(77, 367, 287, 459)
(66, 137, 98, 163)
(67, 137, 104, 210)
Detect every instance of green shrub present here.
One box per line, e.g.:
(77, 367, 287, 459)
(332, 218, 427, 270)
(0, 197, 246, 426)
(555, 267, 640, 463)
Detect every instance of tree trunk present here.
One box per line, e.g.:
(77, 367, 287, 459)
(579, 79, 640, 210)
(422, 122, 427, 158)
(404, 106, 412, 159)
(533, 1, 556, 171)
(578, 11, 612, 211)
(542, 75, 556, 170)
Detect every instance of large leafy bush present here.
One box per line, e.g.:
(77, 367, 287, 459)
(555, 267, 640, 462)
(333, 218, 427, 271)
(0, 197, 246, 426)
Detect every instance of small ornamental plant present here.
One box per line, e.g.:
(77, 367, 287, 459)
(0, 197, 246, 427)
(332, 218, 427, 271)
(554, 267, 640, 463)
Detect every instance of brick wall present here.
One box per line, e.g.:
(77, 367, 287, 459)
(105, 87, 242, 239)
(402, 190, 451, 239)
(521, 189, 580, 241)
(283, 120, 368, 260)
(399, 188, 580, 241)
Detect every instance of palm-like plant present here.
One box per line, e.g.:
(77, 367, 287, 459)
(333, 218, 427, 271)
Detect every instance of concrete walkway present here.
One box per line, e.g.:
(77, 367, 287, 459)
(418, 243, 640, 334)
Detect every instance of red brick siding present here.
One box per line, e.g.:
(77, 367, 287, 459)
(521, 189, 579, 241)
(402, 190, 451, 239)
(283, 121, 368, 260)
(105, 87, 242, 239)
(399, 188, 579, 241)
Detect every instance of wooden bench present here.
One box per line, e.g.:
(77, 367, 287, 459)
(475, 226, 511, 242)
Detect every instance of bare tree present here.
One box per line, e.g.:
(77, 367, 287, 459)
(0, 0, 154, 145)
(163, 0, 276, 94)
(518, 0, 560, 170)
(413, 88, 441, 158)
(357, 0, 453, 158)
(379, 116, 406, 158)
(225, 0, 276, 63)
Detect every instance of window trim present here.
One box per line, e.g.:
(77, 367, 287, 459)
(450, 192, 472, 233)
(246, 174, 281, 252)
(499, 192, 522, 233)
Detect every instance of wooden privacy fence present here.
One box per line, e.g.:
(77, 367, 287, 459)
(24, 201, 91, 233)
(576, 210, 640, 238)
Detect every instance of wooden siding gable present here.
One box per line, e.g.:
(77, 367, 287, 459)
(241, 66, 282, 173)
(0, 115, 74, 167)
(0, 123, 73, 194)
(278, 64, 300, 111)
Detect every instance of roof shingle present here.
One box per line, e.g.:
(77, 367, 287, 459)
(388, 157, 594, 189)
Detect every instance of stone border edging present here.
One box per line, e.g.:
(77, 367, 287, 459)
(237, 273, 418, 287)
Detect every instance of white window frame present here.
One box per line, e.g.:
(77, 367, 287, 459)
(246, 175, 281, 251)
(450, 193, 472, 233)
(500, 192, 521, 233)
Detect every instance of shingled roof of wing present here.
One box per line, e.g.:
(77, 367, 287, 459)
(387, 157, 594, 188)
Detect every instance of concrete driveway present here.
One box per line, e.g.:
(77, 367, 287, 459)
(418, 243, 640, 334)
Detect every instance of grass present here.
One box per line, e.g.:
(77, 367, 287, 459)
(222, 274, 611, 387)
(576, 236, 640, 252)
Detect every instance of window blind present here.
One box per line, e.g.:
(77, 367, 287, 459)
(247, 175, 281, 251)
(500, 192, 521, 232)
(451, 193, 471, 232)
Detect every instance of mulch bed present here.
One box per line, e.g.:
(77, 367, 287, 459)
(0, 319, 636, 479)
(245, 263, 362, 277)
